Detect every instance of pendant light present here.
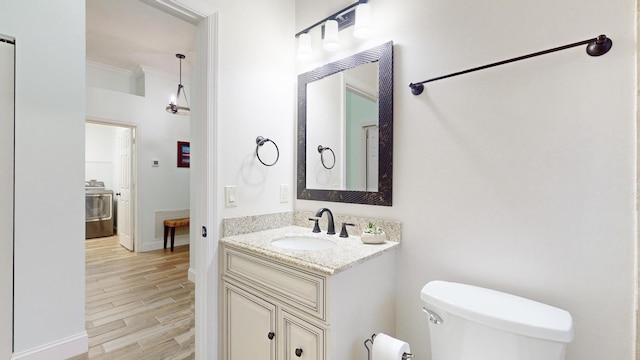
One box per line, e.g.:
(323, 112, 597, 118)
(166, 53, 190, 115)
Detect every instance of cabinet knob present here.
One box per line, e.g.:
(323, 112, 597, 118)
(267, 332, 275, 340)
(295, 348, 303, 357)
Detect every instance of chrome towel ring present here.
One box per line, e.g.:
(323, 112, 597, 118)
(255, 136, 279, 167)
(317, 145, 335, 170)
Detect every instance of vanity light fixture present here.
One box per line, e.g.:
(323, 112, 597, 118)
(166, 53, 190, 115)
(296, 0, 372, 59)
(298, 33, 313, 60)
(322, 20, 340, 52)
(353, 2, 372, 39)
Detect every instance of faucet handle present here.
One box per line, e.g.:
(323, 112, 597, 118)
(308, 217, 321, 233)
(339, 223, 355, 238)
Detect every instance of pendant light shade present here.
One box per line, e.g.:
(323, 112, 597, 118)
(353, 3, 372, 39)
(322, 20, 340, 52)
(166, 54, 190, 115)
(297, 33, 313, 60)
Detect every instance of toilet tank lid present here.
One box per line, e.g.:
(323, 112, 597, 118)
(420, 281, 574, 343)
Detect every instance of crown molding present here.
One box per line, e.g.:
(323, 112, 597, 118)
(137, 65, 190, 85)
(86, 61, 135, 77)
(139, 0, 215, 24)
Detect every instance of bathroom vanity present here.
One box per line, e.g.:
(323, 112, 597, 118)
(220, 226, 398, 359)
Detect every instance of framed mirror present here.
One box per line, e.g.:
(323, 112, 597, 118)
(297, 41, 393, 206)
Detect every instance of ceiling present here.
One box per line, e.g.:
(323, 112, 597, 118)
(86, 0, 197, 78)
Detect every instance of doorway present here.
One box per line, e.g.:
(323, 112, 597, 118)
(85, 121, 136, 251)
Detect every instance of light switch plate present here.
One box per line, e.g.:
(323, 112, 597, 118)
(280, 184, 288, 203)
(225, 186, 237, 207)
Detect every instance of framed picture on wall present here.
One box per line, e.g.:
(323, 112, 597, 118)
(177, 141, 190, 168)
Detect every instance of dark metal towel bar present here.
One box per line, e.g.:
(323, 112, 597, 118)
(409, 34, 612, 95)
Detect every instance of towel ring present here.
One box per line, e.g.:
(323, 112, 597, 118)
(317, 145, 335, 170)
(256, 136, 279, 167)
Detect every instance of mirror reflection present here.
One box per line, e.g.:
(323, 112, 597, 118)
(306, 62, 378, 191)
(297, 41, 393, 206)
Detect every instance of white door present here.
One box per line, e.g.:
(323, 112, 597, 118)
(116, 127, 134, 250)
(0, 38, 14, 357)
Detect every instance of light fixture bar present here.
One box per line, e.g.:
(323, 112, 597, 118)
(409, 34, 613, 95)
(295, 0, 368, 38)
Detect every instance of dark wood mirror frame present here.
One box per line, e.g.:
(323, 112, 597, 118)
(297, 41, 393, 206)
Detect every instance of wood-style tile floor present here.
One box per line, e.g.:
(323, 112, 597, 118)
(70, 236, 195, 360)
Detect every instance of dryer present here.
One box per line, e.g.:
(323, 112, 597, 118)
(85, 180, 114, 239)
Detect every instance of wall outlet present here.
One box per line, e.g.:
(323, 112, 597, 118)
(152, 159, 159, 167)
(225, 186, 237, 207)
(280, 184, 288, 203)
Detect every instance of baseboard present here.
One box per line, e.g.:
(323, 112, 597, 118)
(12, 331, 88, 360)
(188, 267, 196, 283)
(139, 236, 189, 252)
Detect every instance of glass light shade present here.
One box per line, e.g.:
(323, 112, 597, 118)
(297, 33, 312, 60)
(353, 3, 372, 39)
(322, 20, 340, 52)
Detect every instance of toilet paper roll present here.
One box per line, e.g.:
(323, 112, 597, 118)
(372, 333, 411, 360)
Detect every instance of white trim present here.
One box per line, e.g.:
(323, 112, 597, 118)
(193, 12, 218, 360)
(139, 0, 213, 25)
(0, 34, 14, 43)
(87, 61, 190, 86)
(188, 267, 196, 283)
(137, 65, 190, 84)
(138, 237, 190, 252)
(86, 60, 135, 77)
(85, 118, 140, 253)
(11, 332, 88, 360)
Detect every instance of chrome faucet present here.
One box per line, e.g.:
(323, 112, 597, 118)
(315, 208, 335, 235)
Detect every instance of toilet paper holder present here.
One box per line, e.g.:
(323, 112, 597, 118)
(364, 333, 414, 360)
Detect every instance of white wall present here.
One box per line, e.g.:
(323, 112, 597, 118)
(0, 1, 87, 357)
(85, 122, 117, 190)
(296, 0, 637, 359)
(87, 65, 191, 251)
(214, 0, 296, 223)
(86, 61, 143, 96)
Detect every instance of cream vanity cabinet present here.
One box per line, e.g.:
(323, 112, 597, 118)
(221, 243, 396, 360)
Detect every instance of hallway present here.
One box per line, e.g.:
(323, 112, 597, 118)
(72, 236, 194, 359)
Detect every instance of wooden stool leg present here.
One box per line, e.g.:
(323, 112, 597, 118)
(164, 225, 169, 249)
(170, 227, 176, 252)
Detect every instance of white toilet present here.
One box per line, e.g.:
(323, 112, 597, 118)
(421, 280, 574, 360)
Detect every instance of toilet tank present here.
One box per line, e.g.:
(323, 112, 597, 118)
(420, 281, 573, 360)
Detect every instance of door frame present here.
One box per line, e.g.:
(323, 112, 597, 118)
(85, 119, 139, 251)
(192, 12, 219, 360)
(0, 35, 15, 358)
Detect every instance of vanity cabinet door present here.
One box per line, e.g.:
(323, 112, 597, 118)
(224, 282, 277, 360)
(281, 310, 325, 360)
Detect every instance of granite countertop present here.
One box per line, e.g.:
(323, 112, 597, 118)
(220, 226, 399, 276)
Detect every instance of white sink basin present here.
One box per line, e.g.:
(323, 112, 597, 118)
(270, 236, 337, 250)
